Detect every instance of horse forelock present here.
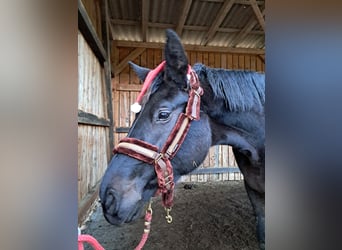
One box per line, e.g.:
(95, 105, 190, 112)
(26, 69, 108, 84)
(193, 63, 265, 112)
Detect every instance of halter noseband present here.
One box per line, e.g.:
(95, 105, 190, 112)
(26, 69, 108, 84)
(114, 61, 203, 210)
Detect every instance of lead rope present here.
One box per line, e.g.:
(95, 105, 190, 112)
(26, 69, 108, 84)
(77, 200, 153, 250)
(134, 199, 153, 250)
(78, 228, 105, 250)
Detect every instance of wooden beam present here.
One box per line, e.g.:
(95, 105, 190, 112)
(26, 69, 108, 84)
(114, 83, 142, 92)
(257, 54, 265, 64)
(141, 0, 149, 42)
(78, 110, 110, 127)
(230, 8, 265, 47)
(114, 40, 265, 54)
(114, 47, 146, 76)
(250, 0, 265, 31)
(101, 0, 114, 154)
(78, 0, 107, 65)
(176, 0, 193, 35)
(201, 0, 235, 45)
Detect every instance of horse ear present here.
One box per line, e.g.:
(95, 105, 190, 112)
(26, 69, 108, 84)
(164, 29, 188, 88)
(128, 61, 151, 82)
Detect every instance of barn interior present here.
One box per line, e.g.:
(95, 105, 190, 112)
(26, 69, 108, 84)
(78, 0, 265, 240)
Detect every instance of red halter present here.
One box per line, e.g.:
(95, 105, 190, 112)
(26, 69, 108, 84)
(114, 61, 203, 209)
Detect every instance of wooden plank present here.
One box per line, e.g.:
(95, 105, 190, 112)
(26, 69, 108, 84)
(114, 41, 265, 55)
(245, 55, 251, 70)
(208, 52, 215, 67)
(215, 52, 221, 68)
(227, 53, 233, 69)
(78, 0, 107, 65)
(154, 49, 162, 66)
(147, 48, 154, 68)
(196, 51, 203, 64)
(176, 0, 193, 35)
(78, 110, 110, 127)
(256, 55, 263, 72)
(232, 54, 239, 69)
(221, 53, 227, 68)
(201, 0, 235, 45)
(78, 32, 107, 117)
(250, 55, 257, 71)
(238, 54, 245, 69)
(190, 51, 197, 65)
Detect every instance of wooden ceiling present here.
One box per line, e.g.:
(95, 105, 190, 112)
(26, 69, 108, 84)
(108, 0, 265, 55)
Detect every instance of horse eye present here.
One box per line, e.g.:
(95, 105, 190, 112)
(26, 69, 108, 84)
(158, 111, 170, 121)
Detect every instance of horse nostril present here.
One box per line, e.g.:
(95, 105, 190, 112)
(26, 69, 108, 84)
(104, 189, 118, 215)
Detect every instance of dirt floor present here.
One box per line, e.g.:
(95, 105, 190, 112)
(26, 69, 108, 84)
(81, 181, 259, 250)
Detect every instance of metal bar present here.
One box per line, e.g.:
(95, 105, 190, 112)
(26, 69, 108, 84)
(190, 167, 240, 175)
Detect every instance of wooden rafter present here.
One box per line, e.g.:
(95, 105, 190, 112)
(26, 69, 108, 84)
(114, 47, 146, 76)
(110, 19, 264, 35)
(250, 0, 265, 31)
(176, 0, 193, 35)
(230, 8, 265, 47)
(141, 0, 149, 42)
(201, 0, 235, 46)
(114, 40, 264, 55)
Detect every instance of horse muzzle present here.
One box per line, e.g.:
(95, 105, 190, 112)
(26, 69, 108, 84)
(100, 187, 144, 225)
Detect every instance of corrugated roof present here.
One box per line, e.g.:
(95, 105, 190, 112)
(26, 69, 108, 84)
(109, 0, 265, 51)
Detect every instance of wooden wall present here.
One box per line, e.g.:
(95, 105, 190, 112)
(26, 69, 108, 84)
(78, 31, 110, 205)
(111, 47, 265, 182)
(78, 0, 113, 224)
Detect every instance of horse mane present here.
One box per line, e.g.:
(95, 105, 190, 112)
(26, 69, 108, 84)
(193, 63, 265, 112)
(140, 63, 265, 113)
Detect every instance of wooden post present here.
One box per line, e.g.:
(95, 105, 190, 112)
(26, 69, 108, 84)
(101, 0, 114, 157)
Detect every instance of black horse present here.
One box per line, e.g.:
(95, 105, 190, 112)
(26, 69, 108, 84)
(100, 29, 265, 249)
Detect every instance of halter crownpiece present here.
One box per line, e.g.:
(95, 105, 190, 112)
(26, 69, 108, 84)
(130, 61, 196, 114)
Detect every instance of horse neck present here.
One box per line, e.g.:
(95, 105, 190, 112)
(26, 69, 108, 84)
(198, 75, 265, 150)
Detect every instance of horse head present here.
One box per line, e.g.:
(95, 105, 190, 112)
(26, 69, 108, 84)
(99, 29, 211, 225)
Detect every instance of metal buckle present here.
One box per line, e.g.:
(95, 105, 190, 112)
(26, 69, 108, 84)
(154, 153, 163, 163)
